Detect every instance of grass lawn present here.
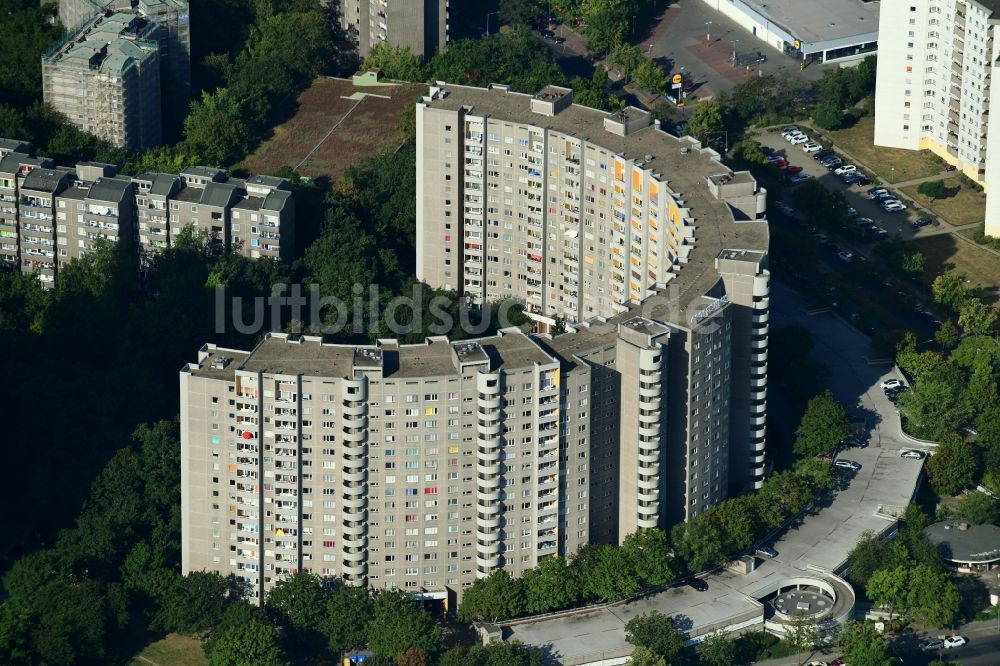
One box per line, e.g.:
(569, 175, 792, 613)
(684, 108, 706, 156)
(901, 177, 986, 226)
(909, 233, 1000, 301)
(129, 634, 207, 666)
(814, 115, 943, 184)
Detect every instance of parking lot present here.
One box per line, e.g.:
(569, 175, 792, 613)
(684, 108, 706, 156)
(757, 127, 942, 250)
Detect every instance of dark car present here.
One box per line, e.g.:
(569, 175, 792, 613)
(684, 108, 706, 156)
(854, 176, 872, 186)
(687, 578, 709, 591)
(756, 545, 779, 558)
(539, 29, 556, 39)
(912, 217, 935, 228)
(814, 150, 835, 160)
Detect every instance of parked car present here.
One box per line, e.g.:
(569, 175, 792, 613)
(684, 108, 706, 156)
(834, 459, 861, 471)
(814, 150, 835, 160)
(756, 545, 779, 558)
(852, 176, 872, 186)
(539, 28, 556, 38)
(785, 165, 803, 175)
(687, 578, 709, 591)
(868, 187, 889, 198)
(834, 164, 857, 175)
(770, 158, 788, 169)
(900, 449, 926, 459)
(943, 636, 967, 649)
(847, 207, 858, 216)
(766, 155, 785, 165)
(780, 125, 800, 134)
(945, 164, 958, 171)
(843, 434, 868, 449)
(920, 640, 944, 652)
(912, 217, 935, 228)
(884, 201, 907, 212)
(881, 378, 904, 390)
(854, 216, 874, 226)
(823, 159, 844, 169)
(789, 173, 812, 184)
(783, 130, 806, 140)
(789, 134, 810, 145)
(802, 142, 823, 153)
(842, 172, 863, 183)
(837, 250, 853, 262)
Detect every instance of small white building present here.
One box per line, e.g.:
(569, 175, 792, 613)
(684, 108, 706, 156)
(698, 0, 879, 63)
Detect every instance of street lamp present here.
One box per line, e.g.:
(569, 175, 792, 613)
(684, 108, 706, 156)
(706, 21, 713, 44)
(891, 166, 895, 183)
(632, 15, 637, 38)
(732, 39, 740, 62)
(485, 11, 499, 36)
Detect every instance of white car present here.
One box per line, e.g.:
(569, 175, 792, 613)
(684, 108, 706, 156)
(900, 450, 926, 460)
(782, 130, 804, 139)
(837, 251, 853, 262)
(802, 142, 823, 153)
(834, 165, 857, 175)
(789, 134, 810, 145)
(781, 125, 800, 134)
(868, 189, 889, 200)
(880, 379, 904, 390)
(834, 459, 861, 471)
(943, 635, 967, 649)
(884, 201, 907, 212)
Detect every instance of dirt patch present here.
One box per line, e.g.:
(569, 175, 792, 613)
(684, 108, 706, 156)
(241, 77, 425, 182)
(901, 177, 986, 226)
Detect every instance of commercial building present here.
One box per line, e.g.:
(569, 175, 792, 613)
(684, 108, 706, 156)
(338, 0, 448, 59)
(874, 0, 1000, 236)
(49, 0, 191, 144)
(698, 0, 879, 63)
(0, 141, 295, 285)
(180, 84, 770, 604)
(923, 520, 1000, 571)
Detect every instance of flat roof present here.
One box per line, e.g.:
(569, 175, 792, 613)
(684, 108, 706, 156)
(740, 0, 880, 47)
(420, 83, 768, 327)
(923, 521, 1000, 564)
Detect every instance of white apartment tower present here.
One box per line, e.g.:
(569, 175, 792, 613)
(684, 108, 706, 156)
(874, 0, 1000, 235)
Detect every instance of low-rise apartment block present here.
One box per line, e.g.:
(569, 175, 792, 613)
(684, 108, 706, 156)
(338, 0, 448, 59)
(874, 0, 1000, 236)
(0, 140, 296, 285)
(180, 84, 770, 605)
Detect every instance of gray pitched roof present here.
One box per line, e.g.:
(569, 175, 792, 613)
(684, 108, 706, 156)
(21, 168, 72, 193)
(200, 182, 241, 208)
(87, 177, 132, 203)
(0, 153, 52, 175)
(262, 189, 292, 212)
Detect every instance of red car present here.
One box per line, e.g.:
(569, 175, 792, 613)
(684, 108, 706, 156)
(784, 165, 803, 175)
(770, 159, 788, 169)
(830, 658, 846, 666)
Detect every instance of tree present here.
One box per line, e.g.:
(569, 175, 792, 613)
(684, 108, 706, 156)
(522, 556, 582, 615)
(362, 43, 426, 82)
(633, 59, 667, 93)
(958, 298, 999, 336)
(457, 569, 525, 623)
(866, 566, 910, 620)
(182, 88, 252, 166)
(813, 103, 844, 130)
(731, 139, 767, 166)
(624, 611, 685, 662)
(366, 590, 442, 659)
(901, 251, 926, 275)
(958, 491, 1000, 524)
(839, 621, 894, 666)
(627, 646, 667, 666)
(208, 614, 288, 666)
(610, 43, 645, 80)
(395, 647, 430, 666)
(580, 0, 630, 54)
(846, 531, 905, 588)
(925, 434, 978, 495)
(918, 180, 948, 200)
(684, 99, 726, 147)
(571, 68, 623, 111)
(697, 630, 738, 666)
(671, 515, 726, 572)
(440, 641, 543, 666)
(931, 271, 971, 312)
(897, 380, 972, 441)
(499, 0, 542, 26)
(793, 390, 850, 457)
(621, 529, 676, 589)
(786, 611, 820, 661)
(934, 320, 959, 350)
(576, 544, 641, 602)
(265, 572, 330, 656)
(906, 565, 961, 628)
(322, 583, 373, 655)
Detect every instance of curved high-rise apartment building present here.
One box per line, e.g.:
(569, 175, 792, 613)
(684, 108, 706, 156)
(180, 84, 770, 605)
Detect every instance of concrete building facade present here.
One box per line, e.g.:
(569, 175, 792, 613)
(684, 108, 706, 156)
(874, 0, 1000, 236)
(43, 10, 162, 151)
(55, 0, 191, 136)
(0, 142, 296, 285)
(180, 84, 770, 604)
(338, 0, 447, 59)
